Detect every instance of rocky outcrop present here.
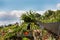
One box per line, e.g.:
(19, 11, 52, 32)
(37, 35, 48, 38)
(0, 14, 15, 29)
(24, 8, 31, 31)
(36, 21, 60, 36)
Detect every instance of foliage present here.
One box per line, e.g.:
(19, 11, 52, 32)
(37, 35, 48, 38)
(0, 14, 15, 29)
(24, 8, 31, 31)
(0, 10, 60, 40)
(21, 10, 41, 23)
(40, 10, 60, 23)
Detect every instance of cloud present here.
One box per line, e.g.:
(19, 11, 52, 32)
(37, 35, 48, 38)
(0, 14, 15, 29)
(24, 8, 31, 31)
(0, 11, 21, 25)
(0, 11, 6, 16)
(0, 22, 4, 25)
(0, 20, 19, 26)
(56, 3, 60, 9)
(36, 11, 45, 15)
(10, 10, 26, 17)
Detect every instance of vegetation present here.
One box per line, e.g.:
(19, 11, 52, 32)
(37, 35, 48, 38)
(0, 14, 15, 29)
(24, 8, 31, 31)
(40, 10, 60, 23)
(0, 10, 60, 40)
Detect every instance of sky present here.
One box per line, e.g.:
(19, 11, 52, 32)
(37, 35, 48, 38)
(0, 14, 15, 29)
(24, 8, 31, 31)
(0, 0, 60, 25)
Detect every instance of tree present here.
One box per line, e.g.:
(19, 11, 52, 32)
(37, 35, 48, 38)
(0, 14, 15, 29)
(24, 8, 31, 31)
(21, 10, 41, 23)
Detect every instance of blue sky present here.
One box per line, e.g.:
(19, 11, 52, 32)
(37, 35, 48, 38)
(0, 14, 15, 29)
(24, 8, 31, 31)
(0, 0, 60, 25)
(0, 0, 60, 11)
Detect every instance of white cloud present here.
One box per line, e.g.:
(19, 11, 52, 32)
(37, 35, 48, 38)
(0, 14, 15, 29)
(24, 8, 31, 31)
(0, 10, 22, 25)
(36, 11, 45, 15)
(0, 22, 4, 26)
(0, 10, 26, 17)
(0, 11, 7, 16)
(57, 3, 60, 9)
(0, 20, 19, 26)
(10, 10, 26, 17)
